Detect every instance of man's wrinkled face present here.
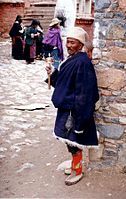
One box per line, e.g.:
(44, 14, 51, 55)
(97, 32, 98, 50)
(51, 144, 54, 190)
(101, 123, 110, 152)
(66, 38, 83, 56)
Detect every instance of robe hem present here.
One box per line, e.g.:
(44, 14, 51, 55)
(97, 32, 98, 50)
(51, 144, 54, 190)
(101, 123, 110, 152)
(53, 132, 99, 150)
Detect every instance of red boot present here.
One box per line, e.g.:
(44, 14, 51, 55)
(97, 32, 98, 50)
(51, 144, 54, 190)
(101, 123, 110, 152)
(65, 150, 84, 185)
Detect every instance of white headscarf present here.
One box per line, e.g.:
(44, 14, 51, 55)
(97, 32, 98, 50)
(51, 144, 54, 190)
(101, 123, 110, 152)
(67, 26, 89, 44)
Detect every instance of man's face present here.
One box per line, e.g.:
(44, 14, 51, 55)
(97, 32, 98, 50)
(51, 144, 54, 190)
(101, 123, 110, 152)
(33, 24, 37, 29)
(66, 38, 83, 56)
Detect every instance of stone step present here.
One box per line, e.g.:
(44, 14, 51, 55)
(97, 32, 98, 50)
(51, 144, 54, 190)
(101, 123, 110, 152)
(23, 13, 54, 19)
(23, 1, 56, 33)
(23, 15, 53, 21)
(23, 12, 54, 17)
(23, 17, 54, 23)
(24, 10, 55, 15)
(30, 1, 56, 6)
(24, 6, 55, 12)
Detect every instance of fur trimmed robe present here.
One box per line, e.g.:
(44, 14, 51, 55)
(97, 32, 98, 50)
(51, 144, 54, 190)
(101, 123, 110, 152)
(50, 52, 99, 149)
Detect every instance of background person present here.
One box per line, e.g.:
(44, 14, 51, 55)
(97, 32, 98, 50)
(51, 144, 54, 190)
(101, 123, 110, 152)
(24, 19, 40, 64)
(55, 10, 68, 58)
(9, 15, 24, 60)
(43, 18, 64, 69)
(45, 27, 99, 186)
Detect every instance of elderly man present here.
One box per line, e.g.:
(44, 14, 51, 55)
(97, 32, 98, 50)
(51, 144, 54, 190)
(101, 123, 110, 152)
(46, 27, 99, 185)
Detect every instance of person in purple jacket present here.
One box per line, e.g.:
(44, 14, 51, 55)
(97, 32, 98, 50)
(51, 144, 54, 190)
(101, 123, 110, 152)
(43, 18, 64, 69)
(46, 27, 99, 186)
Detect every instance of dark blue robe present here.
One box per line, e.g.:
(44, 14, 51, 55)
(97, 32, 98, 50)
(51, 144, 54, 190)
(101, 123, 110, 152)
(50, 52, 99, 148)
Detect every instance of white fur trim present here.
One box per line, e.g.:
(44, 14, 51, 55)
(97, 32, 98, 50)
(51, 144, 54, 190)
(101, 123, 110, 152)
(75, 130, 83, 134)
(53, 132, 99, 150)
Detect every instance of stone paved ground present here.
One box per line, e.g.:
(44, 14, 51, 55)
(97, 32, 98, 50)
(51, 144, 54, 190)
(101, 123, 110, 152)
(0, 40, 126, 199)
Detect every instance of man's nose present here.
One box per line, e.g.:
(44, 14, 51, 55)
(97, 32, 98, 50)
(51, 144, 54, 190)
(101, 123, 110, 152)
(66, 43, 71, 48)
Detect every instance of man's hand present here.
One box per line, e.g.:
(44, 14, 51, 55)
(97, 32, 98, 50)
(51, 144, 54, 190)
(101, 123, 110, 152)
(45, 64, 52, 75)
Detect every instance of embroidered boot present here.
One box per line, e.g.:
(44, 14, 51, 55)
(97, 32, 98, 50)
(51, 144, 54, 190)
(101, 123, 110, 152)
(65, 150, 84, 185)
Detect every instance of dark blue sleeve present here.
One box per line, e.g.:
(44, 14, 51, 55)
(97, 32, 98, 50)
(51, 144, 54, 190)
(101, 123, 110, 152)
(73, 61, 99, 131)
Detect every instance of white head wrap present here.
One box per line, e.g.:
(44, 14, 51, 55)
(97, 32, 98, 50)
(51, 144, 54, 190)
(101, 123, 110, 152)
(67, 26, 88, 44)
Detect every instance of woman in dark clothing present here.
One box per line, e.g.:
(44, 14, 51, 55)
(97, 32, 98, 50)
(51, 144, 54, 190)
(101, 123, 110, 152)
(24, 19, 40, 64)
(9, 15, 24, 60)
(46, 27, 99, 186)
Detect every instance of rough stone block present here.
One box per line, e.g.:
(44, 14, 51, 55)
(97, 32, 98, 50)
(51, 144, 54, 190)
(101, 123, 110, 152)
(104, 141, 117, 149)
(106, 24, 126, 40)
(101, 89, 112, 96)
(97, 124, 124, 139)
(119, 117, 126, 125)
(96, 68, 125, 90)
(109, 103, 126, 116)
(119, 0, 126, 11)
(93, 48, 102, 59)
(104, 138, 116, 145)
(89, 144, 104, 161)
(103, 115, 119, 124)
(103, 148, 118, 160)
(106, 47, 126, 63)
(95, 0, 111, 11)
(118, 143, 126, 165)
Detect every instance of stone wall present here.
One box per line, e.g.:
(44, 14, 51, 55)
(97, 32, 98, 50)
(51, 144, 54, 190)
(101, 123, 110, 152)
(93, 0, 126, 167)
(0, 2, 24, 38)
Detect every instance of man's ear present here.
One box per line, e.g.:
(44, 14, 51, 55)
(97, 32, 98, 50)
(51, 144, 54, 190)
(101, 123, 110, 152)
(79, 43, 84, 50)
